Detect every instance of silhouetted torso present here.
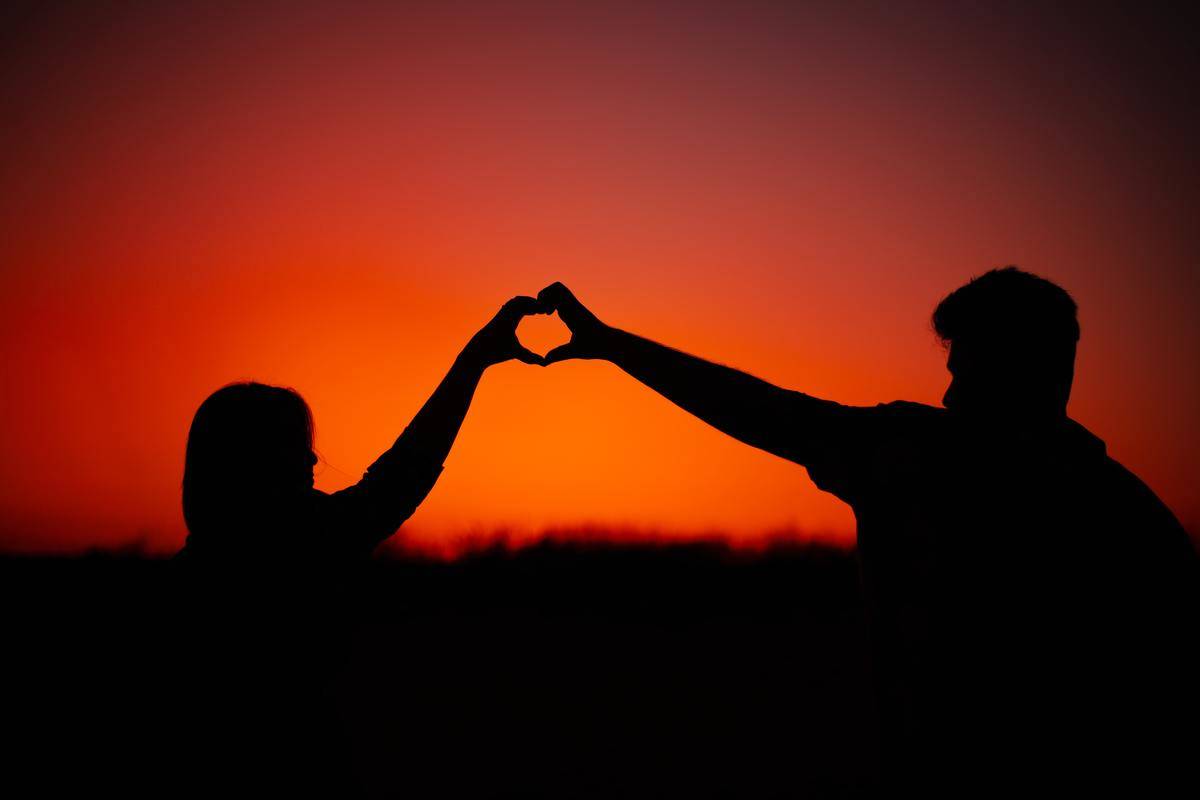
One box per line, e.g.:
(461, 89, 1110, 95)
(175, 440, 442, 568)
(165, 442, 443, 796)
(801, 400, 1198, 794)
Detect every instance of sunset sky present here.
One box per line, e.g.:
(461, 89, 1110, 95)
(1, 1, 1196, 555)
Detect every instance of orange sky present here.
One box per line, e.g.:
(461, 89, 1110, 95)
(1, 2, 1196, 554)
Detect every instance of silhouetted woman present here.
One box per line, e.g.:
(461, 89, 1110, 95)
(177, 295, 546, 568)
(165, 296, 548, 795)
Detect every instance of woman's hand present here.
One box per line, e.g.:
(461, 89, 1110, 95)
(461, 296, 551, 368)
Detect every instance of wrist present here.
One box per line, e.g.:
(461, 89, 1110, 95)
(593, 323, 622, 360)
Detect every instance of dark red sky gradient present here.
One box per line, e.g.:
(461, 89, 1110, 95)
(1, 1, 1196, 554)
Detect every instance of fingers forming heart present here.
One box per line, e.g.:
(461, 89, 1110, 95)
(516, 311, 573, 360)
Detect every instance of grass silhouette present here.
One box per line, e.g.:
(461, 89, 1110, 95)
(3, 537, 872, 796)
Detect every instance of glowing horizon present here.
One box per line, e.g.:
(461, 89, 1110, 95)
(1, 2, 1196, 554)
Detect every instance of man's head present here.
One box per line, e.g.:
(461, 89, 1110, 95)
(933, 267, 1079, 422)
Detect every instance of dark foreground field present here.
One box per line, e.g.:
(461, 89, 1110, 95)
(4, 543, 878, 797)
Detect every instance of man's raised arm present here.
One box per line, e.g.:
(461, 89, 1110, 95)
(537, 282, 843, 466)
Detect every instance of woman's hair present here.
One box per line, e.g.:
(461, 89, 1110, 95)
(182, 382, 314, 549)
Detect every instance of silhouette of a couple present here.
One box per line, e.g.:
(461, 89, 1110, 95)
(174, 268, 1197, 795)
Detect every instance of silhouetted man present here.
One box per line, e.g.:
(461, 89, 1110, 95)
(537, 269, 1197, 794)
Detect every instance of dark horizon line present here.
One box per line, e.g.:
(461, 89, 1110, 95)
(3, 518, 1197, 561)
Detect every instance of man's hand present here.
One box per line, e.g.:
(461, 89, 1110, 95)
(536, 282, 613, 364)
(462, 296, 550, 367)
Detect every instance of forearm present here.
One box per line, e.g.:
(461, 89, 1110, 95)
(536, 281, 835, 463)
(391, 350, 487, 467)
(338, 296, 544, 551)
(335, 351, 482, 554)
(601, 326, 797, 454)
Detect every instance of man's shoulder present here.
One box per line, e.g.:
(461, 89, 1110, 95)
(1097, 454, 1181, 523)
(866, 399, 947, 431)
(810, 398, 944, 424)
(799, 400, 944, 503)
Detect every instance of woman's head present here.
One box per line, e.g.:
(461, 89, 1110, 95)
(182, 382, 316, 547)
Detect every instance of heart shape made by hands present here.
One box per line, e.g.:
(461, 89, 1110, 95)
(516, 310, 572, 360)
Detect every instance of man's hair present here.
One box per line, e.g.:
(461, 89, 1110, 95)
(932, 266, 1080, 348)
